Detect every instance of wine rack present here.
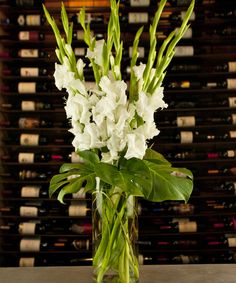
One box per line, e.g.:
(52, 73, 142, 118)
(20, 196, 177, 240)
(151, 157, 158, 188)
(0, 0, 236, 267)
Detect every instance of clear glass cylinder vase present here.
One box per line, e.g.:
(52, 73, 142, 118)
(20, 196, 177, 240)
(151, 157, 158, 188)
(92, 186, 139, 283)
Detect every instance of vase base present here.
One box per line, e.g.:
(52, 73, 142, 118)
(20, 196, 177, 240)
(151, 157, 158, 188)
(93, 271, 139, 283)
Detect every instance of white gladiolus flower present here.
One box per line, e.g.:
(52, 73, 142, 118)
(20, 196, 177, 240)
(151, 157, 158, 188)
(136, 122, 160, 140)
(86, 39, 105, 67)
(54, 63, 74, 90)
(70, 79, 87, 96)
(124, 133, 147, 160)
(77, 58, 85, 77)
(54, 40, 168, 163)
(132, 63, 146, 80)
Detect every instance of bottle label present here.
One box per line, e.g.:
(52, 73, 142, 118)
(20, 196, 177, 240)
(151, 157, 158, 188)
(228, 238, 236, 247)
(179, 255, 190, 264)
(227, 79, 236, 89)
(128, 13, 148, 23)
(174, 46, 194, 57)
(227, 150, 235, 158)
(72, 239, 90, 250)
(20, 134, 39, 146)
(26, 15, 41, 26)
(20, 68, 39, 77)
(18, 31, 30, 41)
(177, 116, 195, 127)
(18, 153, 34, 163)
(20, 206, 38, 217)
(129, 46, 145, 58)
(181, 11, 195, 21)
(19, 222, 36, 235)
(232, 114, 236, 125)
(20, 238, 40, 252)
(228, 97, 236, 108)
(71, 152, 84, 163)
(21, 186, 40, 198)
(69, 204, 87, 216)
(230, 131, 236, 138)
(21, 101, 36, 111)
(179, 221, 197, 232)
(19, 257, 35, 267)
(18, 82, 36, 93)
(182, 28, 192, 39)
(75, 30, 85, 40)
(130, 0, 150, 7)
(180, 131, 193, 143)
(229, 62, 236, 72)
(74, 47, 86, 56)
(18, 118, 40, 129)
(72, 188, 86, 199)
(84, 81, 96, 90)
(19, 49, 39, 58)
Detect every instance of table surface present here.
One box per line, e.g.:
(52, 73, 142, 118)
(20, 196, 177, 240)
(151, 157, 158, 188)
(0, 264, 236, 283)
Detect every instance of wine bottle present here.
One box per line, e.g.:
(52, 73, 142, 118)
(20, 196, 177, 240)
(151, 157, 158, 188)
(157, 130, 235, 143)
(159, 114, 236, 127)
(69, 222, 92, 234)
(159, 221, 198, 233)
(212, 26, 236, 36)
(207, 167, 236, 176)
(167, 150, 236, 160)
(0, 118, 53, 128)
(71, 13, 104, 24)
(138, 203, 166, 215)
(167, 80, 201, 89)
(2, 82, 50, 93)
(1, 101, 53, 110)
(1, 134, 48, 146)
(173, 240, 198, 247)
(0, 205, 47, 217)
(207, 237, 236, 248)
(0, 221, 48, 235)
(51, 152, 84, 163)
(0, 49, 49, 58)
(18, 31, 45, 41)
(23, 152, 49, 163)
(2, 67, 48, 77)
(168, 203, 195, 214)
(120, 12, 149, 24)
(1, 153, 51, 163)
(139, 254, 171, 265)
(18, 256, 92, 267)
(0, 170, 52, 180)
(205, 79, 236, 89)
(68, 201, 91, 217)
(170, 61, 236, 73)
(1, 185, 48, 198)
(172, 255, 201, 264)
(17, 14, 46, 26)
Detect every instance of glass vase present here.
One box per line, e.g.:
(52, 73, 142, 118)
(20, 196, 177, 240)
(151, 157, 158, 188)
(92, 186, 139, 283)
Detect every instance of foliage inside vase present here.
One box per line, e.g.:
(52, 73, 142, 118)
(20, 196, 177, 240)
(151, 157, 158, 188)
(43, 0, 195, 282)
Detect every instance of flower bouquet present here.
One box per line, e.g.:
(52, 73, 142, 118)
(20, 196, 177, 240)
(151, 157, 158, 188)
(43, 0, 194, 282)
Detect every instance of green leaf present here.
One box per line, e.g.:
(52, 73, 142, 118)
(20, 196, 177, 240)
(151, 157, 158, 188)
(143, 161, 193, 203)
(49, 161, 97, 203)
(94, 162, 144, 197)
(59, 163, 85, 173)
(57, 177, 84, 204)
(78, 150, 100, 165)
(144, 148, 171, 165)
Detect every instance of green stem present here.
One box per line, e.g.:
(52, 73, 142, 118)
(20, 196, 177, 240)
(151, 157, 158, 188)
(93, 189, 138, 283)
